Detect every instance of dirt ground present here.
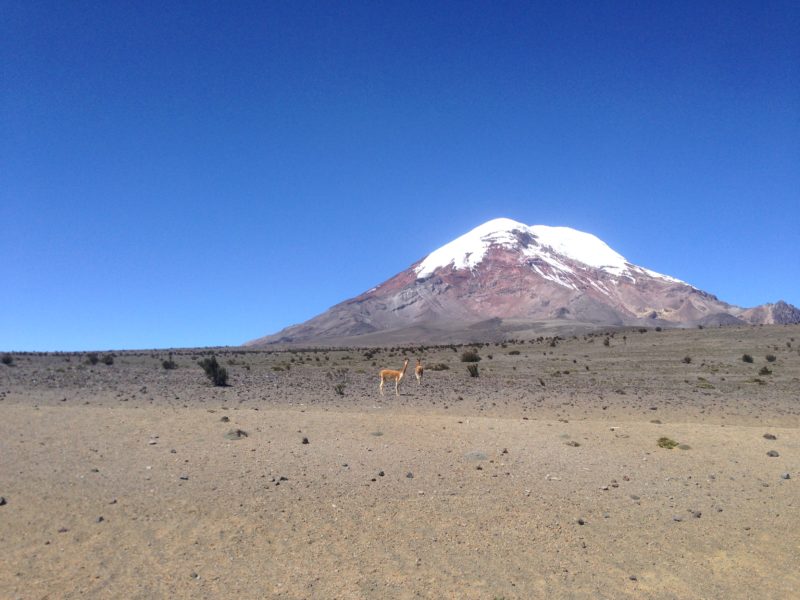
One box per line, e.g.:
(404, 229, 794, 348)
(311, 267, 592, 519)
(1, 325, 798, 599)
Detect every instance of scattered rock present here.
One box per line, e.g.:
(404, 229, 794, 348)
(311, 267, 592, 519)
(96, 516, 104, 523)
(781, 473, 791, 480)
(629, 575, 638, 581)
(378, 470, 384, 477)
(692, 511, 702, 519)
(577, 518, 586, 525)
(179, 474, 189, 480)
(224, 429, 248, 440)
(767, 450, 780, 458)
(763, 433, 777, 440)
(406, 472, 414, 479)
(672, 515, 684, 522)
(464, 451, 488, 461)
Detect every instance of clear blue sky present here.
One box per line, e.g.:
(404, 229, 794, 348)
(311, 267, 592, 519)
(2, 1, 798, 351)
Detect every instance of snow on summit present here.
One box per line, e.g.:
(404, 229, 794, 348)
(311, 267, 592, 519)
(415, 217, 681, 283)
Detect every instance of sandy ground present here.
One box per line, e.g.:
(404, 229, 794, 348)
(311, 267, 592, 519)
(1, 325, 798, 599)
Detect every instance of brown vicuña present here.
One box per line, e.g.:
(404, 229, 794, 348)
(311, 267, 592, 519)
(379, 358, 409, 396)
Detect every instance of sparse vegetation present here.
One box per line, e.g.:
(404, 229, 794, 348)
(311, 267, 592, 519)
(758, 366, 772, 376)
(765, 354, 776, 362)
(682, 356, 692, 364)
(467, 364, 479, 377)
(86, 352, 99, 365)
(326, 368, 348, 395)
(742, 354, 754, 363)
(162, 353, 178, 370)
(657, 437, 679, 449)
(1, 353, 13, 366)
(198, 356, 229, 386)
(429, 363, 449, 371)
(101, 354, 114, 365)
(461, 350, 481, 363)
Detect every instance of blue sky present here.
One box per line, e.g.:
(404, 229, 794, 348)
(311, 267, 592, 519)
(2, 1, 798, 351)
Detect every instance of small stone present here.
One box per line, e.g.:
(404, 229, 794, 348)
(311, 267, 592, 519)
(148, 440, 157, 445)
(692, 511, 702, 519)
(565, 441, 580, 447)
(672, 515, 683, 522)
(179, 474, 189, 481)
(406, 472, 414, 479)
(190, 572, 199, 579)
(109, 498, 117, 504)
(577, 518, 586, 525)
(763, 433, 777, 440)
(302, 437, 309, 444)
(378, 470, 385, 477)
(767, 450, 779, 457)
(781, 473, 790, 480)
(0, 497, 6, 506)
(224, 429, 248, 440)
(58, 527, 68, 533)
(96, 516, 104, 523)
(600, 485, 609, 491)
(220, 416, 230, 422)
(629, 575, 638, 581)
(629, 495, 640, 501)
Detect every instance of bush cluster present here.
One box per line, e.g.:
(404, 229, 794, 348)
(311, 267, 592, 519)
(461, 350, 481, 363)
(198, 356, 229, 386)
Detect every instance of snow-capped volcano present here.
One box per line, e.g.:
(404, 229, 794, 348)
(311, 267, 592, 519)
(247, 218, 799, 346)
(414, 218, 681, 283)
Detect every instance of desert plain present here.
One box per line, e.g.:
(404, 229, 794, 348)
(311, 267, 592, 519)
(1, 325, 798, 599)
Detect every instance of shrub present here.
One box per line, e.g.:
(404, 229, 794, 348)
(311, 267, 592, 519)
(333, 383, 346, 396)
(467, 364, 479, 377)
(603, 338, 610, 347)
(1, 353, 12, 366)
(162, 354, 178, 370)
(657, 437, 679, 449)
(742, 354, 754, 363)
(682, 356, 692, 364)
(429, 363, 449, 371)
(508, 350, 521, 355)
(765, 354, 776, 363)
(758, 366, 772, 376)
(101, 354, 114, 365)
(198, 356, 229, 386)
(461, 350, 481, 363)
(86, 352, 99, 365)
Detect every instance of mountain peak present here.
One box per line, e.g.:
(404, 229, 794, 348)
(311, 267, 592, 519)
(246, 217, 799, 346)
(414, 217, 671, 282)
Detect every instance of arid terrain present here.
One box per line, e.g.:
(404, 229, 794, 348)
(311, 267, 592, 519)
(1, 325, 798, 599)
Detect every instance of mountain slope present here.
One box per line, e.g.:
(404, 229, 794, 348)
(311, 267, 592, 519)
(247, 218, 799, 346)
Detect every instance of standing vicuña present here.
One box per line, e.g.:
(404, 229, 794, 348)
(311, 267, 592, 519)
(379, 358, 409, 396)
(415, 359, 424, 385)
